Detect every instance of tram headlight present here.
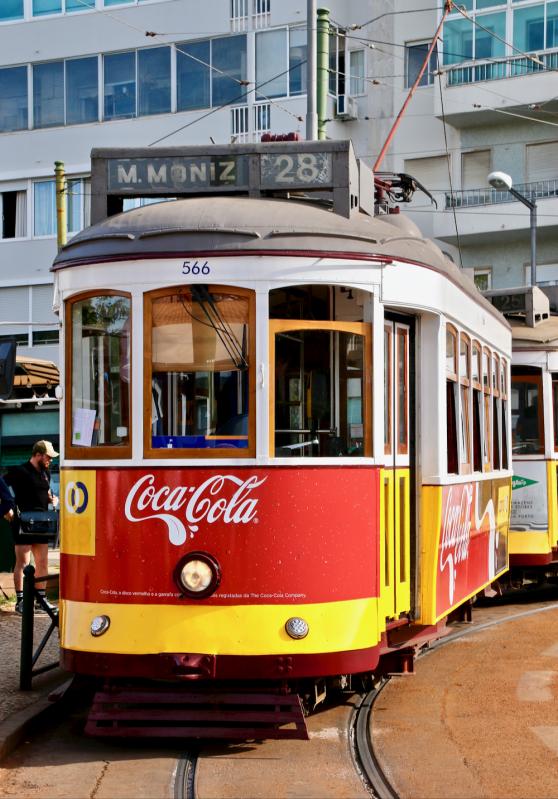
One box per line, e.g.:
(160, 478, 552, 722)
(174, 552, 221, 599)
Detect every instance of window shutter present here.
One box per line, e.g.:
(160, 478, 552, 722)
(404, 155, 449, 190)
(0, 286, 28, 335)
(527, 141, 558, 182)
(462, 150, 491, 189)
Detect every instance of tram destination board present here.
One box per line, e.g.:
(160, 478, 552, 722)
(107, 152, 334, 194)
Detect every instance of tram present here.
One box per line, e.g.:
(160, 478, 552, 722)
(55, 141, 512, 739)
(487, 285, 558, 578)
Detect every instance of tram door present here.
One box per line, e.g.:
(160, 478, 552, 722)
(381, 319, 412, 621)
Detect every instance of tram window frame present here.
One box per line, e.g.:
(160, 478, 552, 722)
(384, 323, 392, 457)
(143, 284, 256, 459)
(492, 353, 501, 470)
(396, 327, 409, 456)
(65, 289, 132, 460)
(482, 347, 492, 472)
(501, 360, 509, 469)
(553, 373, 558, 452)
(511, 367, 544, 456)
(269, 319, 373, 459)
(446, 324, 459, 475)
(458, 332, 472, 474)
(471, 340, 483, 472)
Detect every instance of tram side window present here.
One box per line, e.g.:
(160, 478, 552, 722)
(146, 286, 253, 455)
(459, 333, 471, 472)
(553, 374, 558, 451)
(471, 341, 482, 471)
(269, 285, 372, 458)
(69, 293, 131, 454)
(501, 361, 509, 469)
(482, 348, 492, 470)
(446, 326, 459, 474)
(492, 354, 501, 470)
(511, 367, 544, 455)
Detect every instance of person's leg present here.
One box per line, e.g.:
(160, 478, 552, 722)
(13, 544, 32, 592)
(32, 543, 49, 591)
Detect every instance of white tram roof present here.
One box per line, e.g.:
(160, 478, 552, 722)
(52, 195, 506, 326)
(511, 315, 558, 348)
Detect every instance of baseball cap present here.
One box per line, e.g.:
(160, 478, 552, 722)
(32, 440, 59, 458)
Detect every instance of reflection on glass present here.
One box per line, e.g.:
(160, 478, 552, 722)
(104, 52, 136, 120)
(138, 47, 171, 116)
(211, 35, 247, 106)
(71, 295, 131, 447)
(0, 66, 28, 133)
(33, 62, 64, 128)
(151, 289, 250, 449)
(177, 40, 210, 111)
(511, 376, 543, 454)
(274, 329, 365, 457)
(66, 57, 98, 125)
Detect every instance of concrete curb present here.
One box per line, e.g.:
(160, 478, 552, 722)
(0, 677, 72, 764)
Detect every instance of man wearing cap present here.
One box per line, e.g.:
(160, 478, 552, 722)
(4, 440, 59, 615)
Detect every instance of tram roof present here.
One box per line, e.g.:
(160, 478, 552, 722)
(52, 195, 505, 325)
(511, 315, 558, 346)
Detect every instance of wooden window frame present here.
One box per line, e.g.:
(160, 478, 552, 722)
(384, 323, 392, 456)
(446, 324, 459, 475)
(446, 324, 457, 381)
(459, 332, 471, 474)
(143, 284, 256, 459)
(65, 289, 132, 460)
(482, 346, 492, 471)
(268, 319, 373, 458)
(501, 359, 509, 469)
(396, 326, 409, 456)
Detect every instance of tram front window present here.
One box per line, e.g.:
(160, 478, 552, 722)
(511, 369, 544, 455)
(69, 293, 131, 450)
(148, 286, 252, 452)
(274, 328, 368, 457)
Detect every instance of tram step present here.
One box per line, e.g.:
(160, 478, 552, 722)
(85, 684, 309, 740)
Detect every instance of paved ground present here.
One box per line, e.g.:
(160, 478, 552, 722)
(373, 590, 558, 799)
(0, 549, 64, 726)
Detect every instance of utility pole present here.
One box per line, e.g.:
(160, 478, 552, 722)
(54, 161, 67, 251)
(316, 7, 330, 141)
(306, 0, 318, 140)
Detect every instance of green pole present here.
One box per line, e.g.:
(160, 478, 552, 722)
(317, 7, 330, 141)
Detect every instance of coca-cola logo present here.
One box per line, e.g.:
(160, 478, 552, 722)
(440, 484, 474, 605)
(124, 474, 267, 546)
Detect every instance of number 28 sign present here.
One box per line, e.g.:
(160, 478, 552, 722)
(260, 152, 333, 188)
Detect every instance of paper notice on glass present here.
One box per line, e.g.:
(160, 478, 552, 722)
(72, 408, 96, 446)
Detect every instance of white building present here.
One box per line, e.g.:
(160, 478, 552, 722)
(0, 0, 557, 370)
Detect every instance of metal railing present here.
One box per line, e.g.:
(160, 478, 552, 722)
(19, 564, 59, 691)
(446, 48, 558, 86)
(445, 178, 558, 209)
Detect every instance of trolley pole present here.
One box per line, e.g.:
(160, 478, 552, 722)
(316, 7, 330, 141)
(306, 0, 318, 140)
(54, 161, 67, 252)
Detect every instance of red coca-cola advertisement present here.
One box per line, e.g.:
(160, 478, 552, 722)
(61, 466, 380, 606)
(436, 480, 509, 617)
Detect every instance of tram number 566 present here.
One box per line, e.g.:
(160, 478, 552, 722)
(182, 260, 210, 276)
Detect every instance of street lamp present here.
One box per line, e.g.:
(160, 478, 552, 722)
(487, 171, 537, 287)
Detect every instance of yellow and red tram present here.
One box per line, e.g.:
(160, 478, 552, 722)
(55, 141, 511, 737)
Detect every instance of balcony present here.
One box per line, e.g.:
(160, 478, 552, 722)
(445, 178, 558, 209)
(433, 49, 558, 127)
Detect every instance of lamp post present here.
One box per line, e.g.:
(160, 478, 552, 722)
(487, 171, 537, 287)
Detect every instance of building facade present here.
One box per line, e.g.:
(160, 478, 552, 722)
(0, 0, 557, 375)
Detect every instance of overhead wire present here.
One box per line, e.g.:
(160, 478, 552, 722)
(437, 67, 463, 262)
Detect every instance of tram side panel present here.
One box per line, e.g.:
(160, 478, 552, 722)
(59, 466, 385, 679)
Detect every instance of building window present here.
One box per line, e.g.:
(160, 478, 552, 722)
(349, 50, 365, 95)
(212, 35, 247, 106)
(462, 149, 491, 189)
(405, 41, 437, 87)
(33, 61, 64, 128)
(33, 0, 94, 13)
(66, 57, 98, 125)
(0, 1, 24, 21)
(289, 27, 307, 95)
(0, 66, 27, 133)
(34, 178, 89, 237)
(256, 29, 287, 99)
(474, 268, 492, 291)
(104, 51, 136, 120)
(177, 40, 211, 111)
(1, 190, 27, 239)
(138, 47, 171, 116)
(329, 26, 345, 97)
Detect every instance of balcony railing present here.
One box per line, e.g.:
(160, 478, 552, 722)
(445, 179, 558, 209)
(446, 49, 558, 86)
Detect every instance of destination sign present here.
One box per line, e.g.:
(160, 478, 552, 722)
(107, 156, 250, 193)
(490, 293, 527, 314)
(260, 152, 333, 188)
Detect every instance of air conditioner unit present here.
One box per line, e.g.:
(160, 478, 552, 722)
(336, 95, 358, 120)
